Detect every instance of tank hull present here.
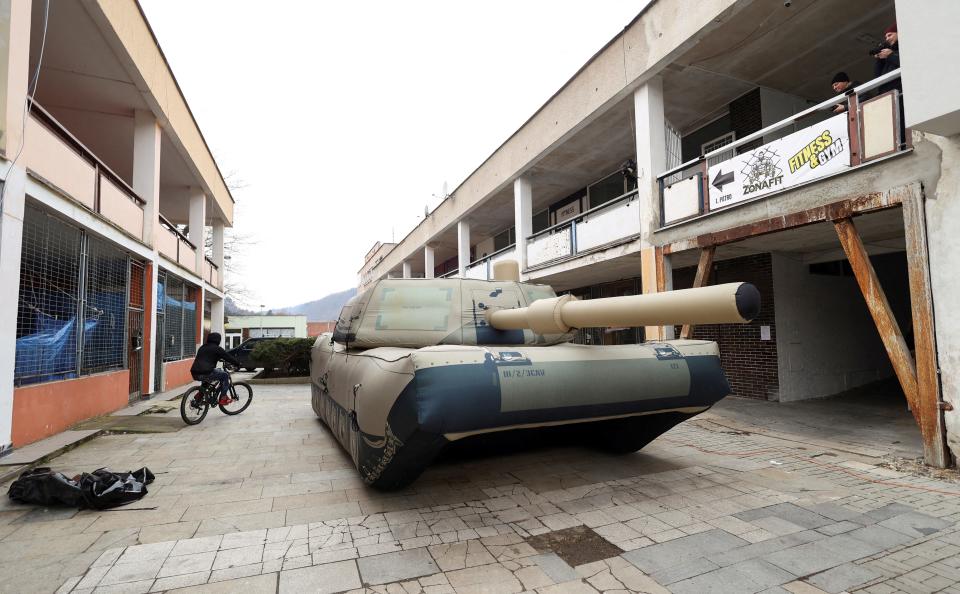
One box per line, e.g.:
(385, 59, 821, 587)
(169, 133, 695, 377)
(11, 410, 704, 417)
(310, 337, 730, 489)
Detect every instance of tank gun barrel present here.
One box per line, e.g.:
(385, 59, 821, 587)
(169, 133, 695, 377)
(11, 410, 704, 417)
(487, 282, 760, 334)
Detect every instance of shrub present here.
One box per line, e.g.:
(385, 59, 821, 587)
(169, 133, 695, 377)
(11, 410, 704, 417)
(250, 338, 313, 377)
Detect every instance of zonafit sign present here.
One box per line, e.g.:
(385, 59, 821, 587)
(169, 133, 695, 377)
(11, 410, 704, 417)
(707, 113, 850, 211)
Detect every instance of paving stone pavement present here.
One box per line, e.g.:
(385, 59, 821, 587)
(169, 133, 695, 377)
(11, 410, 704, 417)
(1, 385, 959, 594)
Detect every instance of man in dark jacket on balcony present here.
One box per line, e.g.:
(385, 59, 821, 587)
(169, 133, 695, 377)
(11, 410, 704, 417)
(190, 332, 241, 404)
(873, 23, 901, 95)
(830, 72, 859, 113)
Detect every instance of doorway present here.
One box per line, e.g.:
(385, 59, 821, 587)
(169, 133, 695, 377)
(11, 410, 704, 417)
(127, 260, 146, 401)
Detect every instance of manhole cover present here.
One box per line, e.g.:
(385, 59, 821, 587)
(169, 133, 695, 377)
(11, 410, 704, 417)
(526, 525, 623, 567)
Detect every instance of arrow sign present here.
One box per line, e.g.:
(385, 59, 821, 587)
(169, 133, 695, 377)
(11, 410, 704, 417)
(712, 169, 734, 191)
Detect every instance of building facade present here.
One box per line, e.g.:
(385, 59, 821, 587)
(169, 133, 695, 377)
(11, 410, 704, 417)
(0, 0, 232, 451)
(359, 0, 960, 467)
(224, 315, 308, 349)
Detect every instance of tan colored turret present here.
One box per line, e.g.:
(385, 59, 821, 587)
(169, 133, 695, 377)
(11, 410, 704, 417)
(486, 282, 760, 335)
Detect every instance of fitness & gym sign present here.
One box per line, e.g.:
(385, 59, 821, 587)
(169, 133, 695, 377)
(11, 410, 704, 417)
(707, 113, 850, 211)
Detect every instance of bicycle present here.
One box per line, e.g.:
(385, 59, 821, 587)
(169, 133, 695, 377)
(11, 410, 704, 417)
(179, 369, 253, 425)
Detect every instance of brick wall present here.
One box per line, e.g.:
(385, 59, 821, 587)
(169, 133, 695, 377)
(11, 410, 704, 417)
(673, 253, 779, 400)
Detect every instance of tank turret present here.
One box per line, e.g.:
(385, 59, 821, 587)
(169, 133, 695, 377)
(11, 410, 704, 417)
(330, 277, 759, 350)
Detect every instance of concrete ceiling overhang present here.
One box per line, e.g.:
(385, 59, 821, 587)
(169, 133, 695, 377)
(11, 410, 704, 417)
(28, 1, 226, 224)
(460, 96, 637, 244)
(463, 0, 899, 245)
(535, 208, 905, 292)
(664, 0, 897, 133)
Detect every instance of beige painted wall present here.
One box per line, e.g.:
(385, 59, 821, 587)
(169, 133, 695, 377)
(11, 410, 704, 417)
(87, 0, 233, 225)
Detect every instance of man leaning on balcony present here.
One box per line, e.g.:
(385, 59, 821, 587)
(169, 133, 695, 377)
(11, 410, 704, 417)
(873, 23, 901, 95)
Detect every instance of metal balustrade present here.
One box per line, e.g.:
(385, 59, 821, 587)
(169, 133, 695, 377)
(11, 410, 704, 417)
(25, 102, 147, 242)
(524, 189, 641, 269)
(657, 70, 906, 227)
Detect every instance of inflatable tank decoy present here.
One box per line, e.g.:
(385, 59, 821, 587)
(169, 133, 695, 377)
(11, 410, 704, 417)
(310, 261, 760, 489)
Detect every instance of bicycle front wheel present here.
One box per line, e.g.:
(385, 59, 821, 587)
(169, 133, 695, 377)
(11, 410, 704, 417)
(180, 386, 209, 425)
(219, 382, 253, 415)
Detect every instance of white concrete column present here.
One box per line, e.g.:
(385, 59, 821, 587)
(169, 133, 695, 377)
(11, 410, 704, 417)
(134, 112, 161, 395)
(0, 167, 27, 451)
(633, 76, 667, 244)
(1, 0, 30, 157)
(402, 260, 412, 279)
(457, 220, 471, 277)
(133, 110, 161, 248)
(188, 188, 206, 275)
(424, 245, 435, 279)
(634, 77, 670, 340)
(0, 0, 33, 450)
(211, 297, 225, 337)
(513, 177, 533, 274)
(211, 221, 224, 288)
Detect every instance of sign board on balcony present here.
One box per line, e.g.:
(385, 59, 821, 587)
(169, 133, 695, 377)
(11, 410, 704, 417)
(552, 199, 581, 225)
(707, 113, 850, 211)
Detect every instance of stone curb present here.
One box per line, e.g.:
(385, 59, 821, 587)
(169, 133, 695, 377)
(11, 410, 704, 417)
(246, 376, 310, 385)
(0, 429, 104, 485)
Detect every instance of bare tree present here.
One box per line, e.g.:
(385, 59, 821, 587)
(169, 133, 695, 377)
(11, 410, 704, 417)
(207, 168, 258, 307)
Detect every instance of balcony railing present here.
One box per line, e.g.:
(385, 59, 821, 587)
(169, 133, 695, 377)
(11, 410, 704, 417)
(465, 244, 518, 280)
(657, 70, 906, 227)
(23, 102, 147, 242)
(158, 214, 199, 274)
(525, 189, 641, 268)
(204, 257, 222, 290)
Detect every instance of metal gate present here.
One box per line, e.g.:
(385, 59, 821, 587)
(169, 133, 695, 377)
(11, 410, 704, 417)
(127, 260, 145, 401)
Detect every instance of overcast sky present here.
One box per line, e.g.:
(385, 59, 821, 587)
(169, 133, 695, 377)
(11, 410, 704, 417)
(140, 1, 648, 310)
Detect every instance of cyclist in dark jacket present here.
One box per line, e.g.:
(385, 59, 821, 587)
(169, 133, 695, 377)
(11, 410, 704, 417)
(190, 332, 241, 404)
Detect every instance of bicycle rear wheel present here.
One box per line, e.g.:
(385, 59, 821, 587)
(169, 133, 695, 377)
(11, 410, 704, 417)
(180, 386, 209, 425)
(219, 382, 253, 415)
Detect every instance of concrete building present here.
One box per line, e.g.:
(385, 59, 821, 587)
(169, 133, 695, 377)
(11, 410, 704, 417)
(224, 315, 308, 349)
(0, 1, 232, 451)
(359, 0, 960, 467)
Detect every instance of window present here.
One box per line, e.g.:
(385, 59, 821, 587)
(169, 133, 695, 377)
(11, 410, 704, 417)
(493, 227, 515, 252)
(532, 209, 549, 234)
(157, 271, 198, 362)
(588, 172, 627, 210)
(14, 206, 135, 385)
(703, 132, 736, 168)
(664, 121, 684, 185)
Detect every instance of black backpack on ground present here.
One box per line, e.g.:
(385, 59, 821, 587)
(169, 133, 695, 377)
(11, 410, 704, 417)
(8, 466, 154, 509)
(7, 467, 84, 507)
(78, 467, 155, 510)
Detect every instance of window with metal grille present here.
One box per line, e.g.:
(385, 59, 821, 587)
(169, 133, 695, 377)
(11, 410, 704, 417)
(703, 132, 736, 167)
(15, 207, 84, 384)
(15, 205, 137, 385)
(82, 236, 128, 374)
(158, 271, 198, 361)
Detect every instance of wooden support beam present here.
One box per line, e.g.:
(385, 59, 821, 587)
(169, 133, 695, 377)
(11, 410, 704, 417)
(680, 246, 716, 339)
(902, 195, 950, 468)
(833, 217, 920, 423)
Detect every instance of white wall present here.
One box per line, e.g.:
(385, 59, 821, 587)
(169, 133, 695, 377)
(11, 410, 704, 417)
(474, 237, 495, 260)
(897, 0, 960, 136)
(772, 253, 895, 402)
(922, 132, 960, 459)
(760, 88, 816, 144)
